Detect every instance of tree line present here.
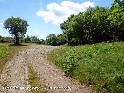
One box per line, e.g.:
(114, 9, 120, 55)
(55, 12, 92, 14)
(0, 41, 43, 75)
(44, 0, 124, 46)
(2, 0, 124, 46)
(59, 0, 124, 45)
(0, 35, 44, 44)
(2, 17, 65, 45)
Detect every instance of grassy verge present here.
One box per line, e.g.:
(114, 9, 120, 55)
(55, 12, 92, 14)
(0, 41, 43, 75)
(0, 43, 32, 77)
(49, 42, 124, 93)
(28, 63, 47, 93)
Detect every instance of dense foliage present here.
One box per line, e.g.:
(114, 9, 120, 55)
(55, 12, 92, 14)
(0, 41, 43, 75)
(4, 17, 29, 45)
(24, 35, 45, 44)
(60, 1, 124, 45)
(0, 36, 14, 43)
(49, 42, 124, 92)
(45, 34, 66, 46)
(0, 35, 45, 44)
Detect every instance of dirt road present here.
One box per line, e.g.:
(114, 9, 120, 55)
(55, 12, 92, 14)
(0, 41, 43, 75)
(0, 45, 93, 93)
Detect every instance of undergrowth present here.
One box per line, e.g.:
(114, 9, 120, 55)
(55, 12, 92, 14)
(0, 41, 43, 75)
(49, 42, 124, 93)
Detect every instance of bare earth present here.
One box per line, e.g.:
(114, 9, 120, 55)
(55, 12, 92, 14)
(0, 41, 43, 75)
(0, 45, 94, 93)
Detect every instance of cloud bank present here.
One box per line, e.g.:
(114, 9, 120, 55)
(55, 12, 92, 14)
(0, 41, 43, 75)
(37, 1, 94, 24)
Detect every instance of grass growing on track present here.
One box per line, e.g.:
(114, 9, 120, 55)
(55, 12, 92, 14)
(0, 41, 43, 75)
(28, 64, 47, 93)
(0, 43, 32, 77)
(49, 42, 124, 93)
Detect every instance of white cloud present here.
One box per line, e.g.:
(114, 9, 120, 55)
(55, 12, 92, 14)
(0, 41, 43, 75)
(0, 22, 3, 25)
(81, 1, 94, 8)
(37, 1, 95, 24)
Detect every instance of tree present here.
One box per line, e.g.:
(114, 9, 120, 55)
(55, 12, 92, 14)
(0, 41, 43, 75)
(46, 34, 58, 46)
(39, 39, 45, 44)
(4, 17, 29, 45)
(30, 36, 40, 43)
(56, 34, 66, 45)
(110, 0, 124, 41)
(0, 35, 2, 38)
(60, 7, 111, 45)
(25, 35, 31, 43)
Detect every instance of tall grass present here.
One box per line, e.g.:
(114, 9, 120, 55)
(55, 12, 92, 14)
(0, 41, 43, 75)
(49, 42, 124, 93)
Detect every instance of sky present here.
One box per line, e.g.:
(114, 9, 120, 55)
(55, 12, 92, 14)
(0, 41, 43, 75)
(0, 0, 114, 39)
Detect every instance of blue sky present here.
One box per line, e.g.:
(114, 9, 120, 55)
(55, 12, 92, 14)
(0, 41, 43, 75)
(0, 0, 114, 39)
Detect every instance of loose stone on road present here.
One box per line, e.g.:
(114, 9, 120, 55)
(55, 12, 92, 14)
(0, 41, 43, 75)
(0, 45, 94, 93)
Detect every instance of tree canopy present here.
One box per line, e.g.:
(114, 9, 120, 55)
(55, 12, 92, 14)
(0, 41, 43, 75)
(4, 17, 29, 45)
(60, 2, 124, 45)
(46, 0, 124, 46)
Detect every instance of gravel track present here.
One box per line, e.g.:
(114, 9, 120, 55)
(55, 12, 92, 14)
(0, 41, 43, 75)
(0, 51, 31, 93)
(0, 45, 94, 93)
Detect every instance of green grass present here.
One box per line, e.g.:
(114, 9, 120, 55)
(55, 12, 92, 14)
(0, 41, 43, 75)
(0, 44, 9, 58)
(49, 42, 124, 93)
(28, 64, 47, 93)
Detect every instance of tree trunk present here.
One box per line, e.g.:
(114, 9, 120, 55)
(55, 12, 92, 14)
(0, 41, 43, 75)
(15, 34, 19, 45)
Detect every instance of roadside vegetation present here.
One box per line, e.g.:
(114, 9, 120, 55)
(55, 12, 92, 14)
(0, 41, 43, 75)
(0, 43, 31, 77)
(0, 44, 9, 75)
(49, 42, 124, 93)
(49, 1, 124, 92)
(28, 64, 47, 93)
